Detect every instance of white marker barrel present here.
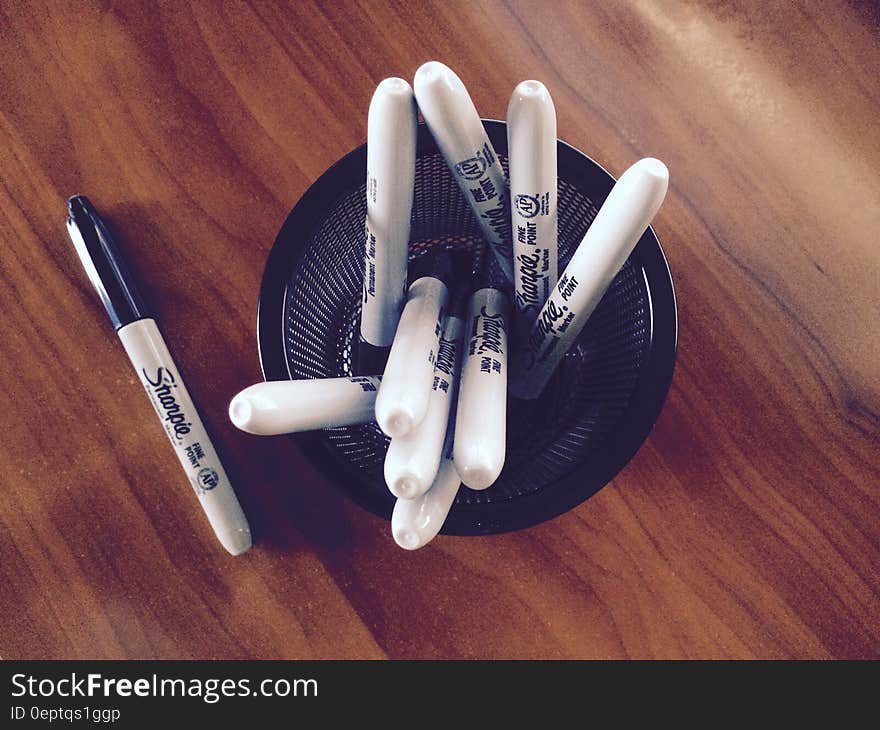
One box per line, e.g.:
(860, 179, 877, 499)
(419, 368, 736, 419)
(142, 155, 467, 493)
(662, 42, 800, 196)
(229, 376, 381, 435)
(507, 80, 558, 340)
(392, 456, 461, 551)
(384, 313, 463, 499)
(510, 158, 669, 399)
(375, 275, 449, 438)
(361, 77, 418, 347)
(453, 287, 509, 490)
(413, 61, 512, 281)
(119, 318, 252, 556)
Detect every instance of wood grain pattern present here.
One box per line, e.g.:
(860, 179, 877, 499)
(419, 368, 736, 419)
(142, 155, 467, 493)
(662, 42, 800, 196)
(0, 0, 877, 659)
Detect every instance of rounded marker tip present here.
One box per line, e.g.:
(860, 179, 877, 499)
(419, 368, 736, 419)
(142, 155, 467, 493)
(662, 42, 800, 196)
(380, 409, 414, 439)
(219, 527, 253, 556)
(393, 527, 423, 551)
(619, 158, 669, 210)
(507, 79, 556, 132)
(228, 394, 254, 433)
(513, 79, 548, 98)
(390, 473, 423, 500)
(634, 157, 669, 182)
(66, 195, 94, 225)
(456, 464, 497, 491)
(376, 76, 412, 95)
(415, 60, 447, 82)
(414, 61, 462, 94)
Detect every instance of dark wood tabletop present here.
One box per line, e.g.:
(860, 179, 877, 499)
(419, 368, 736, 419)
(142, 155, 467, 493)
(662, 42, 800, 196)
(1, 0, 877, 659)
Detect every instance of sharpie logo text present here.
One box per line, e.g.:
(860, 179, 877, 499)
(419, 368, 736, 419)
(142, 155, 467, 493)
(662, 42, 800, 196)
(144, 367, 192, 440)
(475, 308, 504, 355)
(436, 335, 457, 376)
(515, 250, 543, 312)
(522, 299, 568, 369)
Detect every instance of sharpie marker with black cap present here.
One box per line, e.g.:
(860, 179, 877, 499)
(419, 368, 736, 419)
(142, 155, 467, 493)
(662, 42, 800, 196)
(66, 196, 251, 556)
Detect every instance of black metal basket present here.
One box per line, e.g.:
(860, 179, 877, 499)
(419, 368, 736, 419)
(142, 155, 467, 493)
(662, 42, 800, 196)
(257, 119, 677, 535)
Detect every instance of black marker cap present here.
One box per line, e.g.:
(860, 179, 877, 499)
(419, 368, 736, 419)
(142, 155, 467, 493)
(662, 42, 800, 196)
(66, 195, 150, 331)
(355, 340, 390, 376)
(477, 245, 510, 292)
(448, 249, 477, 294)
(408, 249, 452, 287)
(446, 255, 474, 318)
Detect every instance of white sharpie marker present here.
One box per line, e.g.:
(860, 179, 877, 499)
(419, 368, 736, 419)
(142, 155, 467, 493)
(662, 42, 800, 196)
(454, 286, 510, 490)
(511, 158, 669, 399)
(66, 196, 251, 556)
(375, 259, 449, 438)
(392, 448, 461, 551)
(384, 310, 463, 499)
(361, 77, 417, 349)
(229, 376, 381, 435)
(413, 61, 512, 281)
(507, 80, 558, 339)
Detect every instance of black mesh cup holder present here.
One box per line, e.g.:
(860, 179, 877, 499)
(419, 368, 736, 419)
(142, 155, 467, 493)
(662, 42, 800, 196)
(257, 119, 677, 535)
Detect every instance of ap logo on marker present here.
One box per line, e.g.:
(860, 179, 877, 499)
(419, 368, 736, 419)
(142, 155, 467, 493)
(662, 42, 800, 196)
(197, 467, 219, 491)
(455, 152, 489, 180)
(514, 194, 541, 218)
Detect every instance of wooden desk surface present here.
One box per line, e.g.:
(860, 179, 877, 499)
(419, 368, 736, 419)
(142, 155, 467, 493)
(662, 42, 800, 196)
(1, 0, 877, 660)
